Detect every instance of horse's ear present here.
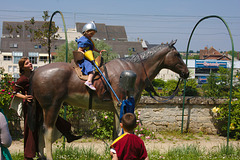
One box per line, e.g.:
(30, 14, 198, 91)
(170, 39, 177, 46)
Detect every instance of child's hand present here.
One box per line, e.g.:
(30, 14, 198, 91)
(99, 50, 106, 55)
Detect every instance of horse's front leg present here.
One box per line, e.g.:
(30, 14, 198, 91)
(38, 125, 46, 159)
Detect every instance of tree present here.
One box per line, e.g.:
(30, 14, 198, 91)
(202, 67, 232, 98)
(185, 79, 199, 96)
(152, 78, 165, 88)
(26, 16, 59, 48)
(54, 41, 77, 62)
(94, 40, 118, 63)
(42, 11, 50, 21)
(163, 79, 180, 96)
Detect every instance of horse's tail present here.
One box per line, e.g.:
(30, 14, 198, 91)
(27, 70, 44, 131)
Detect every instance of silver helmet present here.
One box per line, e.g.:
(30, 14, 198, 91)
(82, 21, 97, 33)
(119, 70, 137, 92)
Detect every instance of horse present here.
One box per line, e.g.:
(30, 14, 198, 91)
(31, 40, 189, 159)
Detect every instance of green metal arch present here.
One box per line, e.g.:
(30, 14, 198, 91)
(48, 11, 68, 63)
(181, 15, 235, 150)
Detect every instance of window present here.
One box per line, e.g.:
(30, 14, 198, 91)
(27, 35, 31, 38)
(29, 57, 37, 64)
(13, 73, 20, 81)
(3, 56, 12, 61)
(28, 52, 38, 57)
(10, 43, 18, 48)
(13, 56, 22, 64)
(39, 56, 48, 62)
(13, 66, 17, 73)
(51, 56, 56, 61)
(13, 52, 23, 64)
(128, 48, 136, 52)
(28, 52, 38, 64)
(8, 66, 12, 72)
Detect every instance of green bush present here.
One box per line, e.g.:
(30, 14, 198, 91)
(89, 111, 114, 140)
(202, 67, 232, 98)
(215, 88, 240, 139)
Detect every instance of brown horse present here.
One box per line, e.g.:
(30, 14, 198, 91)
(31, 40, 189, 159)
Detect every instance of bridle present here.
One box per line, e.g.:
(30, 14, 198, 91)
(137, 52, 183, 103)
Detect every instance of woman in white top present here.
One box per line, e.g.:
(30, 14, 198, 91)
(0, 110, 12, 160)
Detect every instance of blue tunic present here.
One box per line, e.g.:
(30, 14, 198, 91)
(77, 36, 94, 75)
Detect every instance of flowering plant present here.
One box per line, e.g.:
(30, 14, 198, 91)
(214, 89, 240, 139)
(89, 111, 114, 140)
(0, 68, 15, 120)
(134, 111, 155, 140)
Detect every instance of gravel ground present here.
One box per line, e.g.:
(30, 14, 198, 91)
(8, 134, 240, 155)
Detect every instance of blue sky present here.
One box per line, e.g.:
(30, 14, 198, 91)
(0, 0, 239, 52)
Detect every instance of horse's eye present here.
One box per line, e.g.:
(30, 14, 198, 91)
(176, 53, 181, 58)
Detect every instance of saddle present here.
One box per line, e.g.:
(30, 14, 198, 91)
(71, 50, 103, 81)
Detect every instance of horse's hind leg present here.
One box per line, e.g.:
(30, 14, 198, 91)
(42, 103, 61, 160)
(44, 126, 53, 160)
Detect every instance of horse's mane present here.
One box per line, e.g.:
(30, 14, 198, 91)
(121, 43, 169, 63)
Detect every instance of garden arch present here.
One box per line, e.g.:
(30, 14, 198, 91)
(181, 15, 235, 151)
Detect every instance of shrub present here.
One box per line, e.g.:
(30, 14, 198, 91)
(89, 111, 114, 140)
(134, 111, 155, 140)
(214, 92, 240, 139)
(0, 68, 16, 120)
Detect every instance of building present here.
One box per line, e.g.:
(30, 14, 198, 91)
(0, 20, 64, 80)
(0, 21, 144, 80)
(75, 22, 143, 57)
(57, 28, 82, 42)
(199, 46, 231, 60)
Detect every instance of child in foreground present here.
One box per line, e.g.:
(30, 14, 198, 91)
(110, 113, 149, 160)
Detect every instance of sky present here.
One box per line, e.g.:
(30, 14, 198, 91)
(0, 0, 239, 52)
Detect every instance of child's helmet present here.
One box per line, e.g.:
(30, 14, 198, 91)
(82, 21, 97, 33)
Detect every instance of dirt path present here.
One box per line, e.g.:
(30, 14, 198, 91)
(8, 135, 240, 154)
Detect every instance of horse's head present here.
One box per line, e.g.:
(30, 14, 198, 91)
(163, 40, 189, 79)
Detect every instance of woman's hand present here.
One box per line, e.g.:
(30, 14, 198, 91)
(25, 95, 33, 102)
(24, 91, 33, 102)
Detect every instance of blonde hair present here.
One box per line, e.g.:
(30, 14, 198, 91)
(83, 30, 96, 36)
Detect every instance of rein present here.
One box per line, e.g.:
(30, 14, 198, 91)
(136, 52, 182, 103)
